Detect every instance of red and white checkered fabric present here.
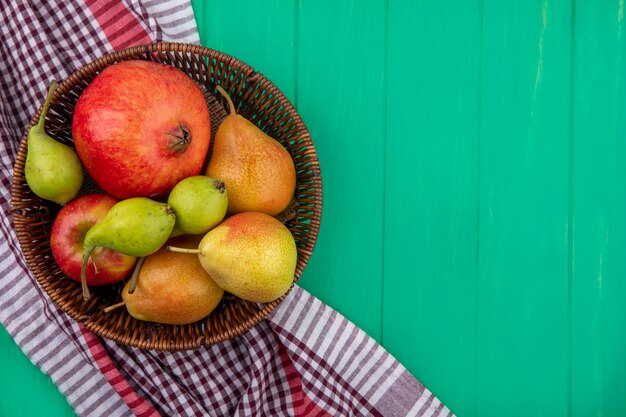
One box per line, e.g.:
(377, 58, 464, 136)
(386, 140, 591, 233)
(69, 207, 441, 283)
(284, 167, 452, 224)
(0, 1, 454, 416)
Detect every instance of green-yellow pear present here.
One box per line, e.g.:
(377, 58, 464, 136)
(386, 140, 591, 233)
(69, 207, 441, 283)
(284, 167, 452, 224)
(121, 235, 224, 325)
(205, 86, 296, 216)
(167, 175, 228, 237)
(25, 81, 83, 205)
(168, 212, 297, 303)
(81, 197, 175, 300)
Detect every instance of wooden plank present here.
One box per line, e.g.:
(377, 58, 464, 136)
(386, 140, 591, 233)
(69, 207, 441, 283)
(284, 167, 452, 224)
(382, 1, 481, 415)
(477, 0, 571, 415)
(572, 1, 626, 416)
(295, 0, 386, 340)
(191, 0, 297, 100)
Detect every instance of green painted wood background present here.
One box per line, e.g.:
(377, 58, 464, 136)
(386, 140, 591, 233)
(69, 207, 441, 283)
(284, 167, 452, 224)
(2, 1, 626, 416)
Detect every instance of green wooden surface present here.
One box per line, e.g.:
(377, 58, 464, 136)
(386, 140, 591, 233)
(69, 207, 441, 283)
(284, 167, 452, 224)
(384, 0, 480, 414)
(296, 0, 386, 341)
(2, 1, 626, 416)
(572, 1, 626, 416)
(478, 0, 571, 415)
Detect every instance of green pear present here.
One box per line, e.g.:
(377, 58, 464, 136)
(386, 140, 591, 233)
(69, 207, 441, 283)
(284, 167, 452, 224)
(25, 81, 83, 205)
(81, 197, 175, 300)
(168, 212, 297, 303)
(167, 175, 228, 237)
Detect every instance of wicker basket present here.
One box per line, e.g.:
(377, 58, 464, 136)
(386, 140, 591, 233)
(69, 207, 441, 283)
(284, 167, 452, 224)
(9, 42, 322, 351)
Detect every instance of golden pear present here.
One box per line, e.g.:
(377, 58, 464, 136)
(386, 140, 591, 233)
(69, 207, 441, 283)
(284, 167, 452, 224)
(206, 86, 296, 216)
(122, 235, 223, 325)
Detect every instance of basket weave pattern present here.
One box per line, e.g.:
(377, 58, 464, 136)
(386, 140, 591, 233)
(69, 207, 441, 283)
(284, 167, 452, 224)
(10, 43, 322, 351)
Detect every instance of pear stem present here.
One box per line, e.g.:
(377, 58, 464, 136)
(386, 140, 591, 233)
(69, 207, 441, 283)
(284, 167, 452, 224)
(167, 246, 202, 254)
(103, 301, 126, 313)
(35, 81, 57, 131)
(216, 85, 237, 116)
(127, 256, 146, 295)
(80, 246, 94, 300)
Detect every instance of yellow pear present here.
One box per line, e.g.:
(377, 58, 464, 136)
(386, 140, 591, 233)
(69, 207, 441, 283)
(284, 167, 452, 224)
(168, 212, 297, 303)
(206, 86, 296, 216)
(121, 235, 223, 325)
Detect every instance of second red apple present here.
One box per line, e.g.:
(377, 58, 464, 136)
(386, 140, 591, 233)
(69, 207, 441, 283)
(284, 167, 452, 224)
(50, 193, 137, 286)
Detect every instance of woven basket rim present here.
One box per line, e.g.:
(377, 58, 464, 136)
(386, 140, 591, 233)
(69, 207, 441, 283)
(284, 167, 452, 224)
(9, 41, 323, 351)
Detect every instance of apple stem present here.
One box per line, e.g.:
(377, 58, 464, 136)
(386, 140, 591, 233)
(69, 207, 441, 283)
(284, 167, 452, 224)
(81, 246, 94, 300)
(216, 85, 237, 116)
(103, 301, 126, 313)
(35, 81, 57, 131)
(127, 256, 146, 295)
(167, 246, 202, 254)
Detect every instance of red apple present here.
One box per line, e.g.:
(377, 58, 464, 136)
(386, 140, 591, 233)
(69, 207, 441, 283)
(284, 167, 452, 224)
(72, 60, 211, 199)
(50, 193, 137, 286)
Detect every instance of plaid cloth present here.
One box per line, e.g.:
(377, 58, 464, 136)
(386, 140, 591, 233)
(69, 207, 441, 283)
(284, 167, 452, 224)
(0, 1, 454, 416)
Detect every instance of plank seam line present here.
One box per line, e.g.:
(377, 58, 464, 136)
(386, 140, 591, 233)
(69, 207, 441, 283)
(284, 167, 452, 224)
(567, 1, 575, 416)
(380, 0, 390, 347)
(475, 0, 485, 415)
(293, 0, 300, 108)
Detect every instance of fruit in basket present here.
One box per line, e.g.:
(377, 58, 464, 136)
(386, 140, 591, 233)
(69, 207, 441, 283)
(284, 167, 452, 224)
(50, 194, 137, 286)
(167, 176, 228, 237)
(81, 197, 176, 300)
(72, 60, 211, 200)
(206, 86, 296, 216)
(168, 212, 297, 303)
(25, 81, 83, 205)
(119, 235, 224, 325)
